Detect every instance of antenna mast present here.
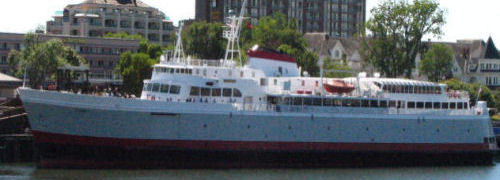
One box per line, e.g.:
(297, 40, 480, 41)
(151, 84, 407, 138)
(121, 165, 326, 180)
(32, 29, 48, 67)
(172, 22, 185, 64)
(223, 0, 248, 66)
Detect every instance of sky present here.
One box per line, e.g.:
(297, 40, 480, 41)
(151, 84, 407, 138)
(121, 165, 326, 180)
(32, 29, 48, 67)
(0, 0, 498, 44)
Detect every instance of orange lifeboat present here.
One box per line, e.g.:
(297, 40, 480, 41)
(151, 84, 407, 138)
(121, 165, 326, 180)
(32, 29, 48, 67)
(323, 80, 355, 94)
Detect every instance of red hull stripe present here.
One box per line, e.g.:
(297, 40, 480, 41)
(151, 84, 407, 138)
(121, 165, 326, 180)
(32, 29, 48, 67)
(32, 131, 489, 152)
(247, 50, 296, 63)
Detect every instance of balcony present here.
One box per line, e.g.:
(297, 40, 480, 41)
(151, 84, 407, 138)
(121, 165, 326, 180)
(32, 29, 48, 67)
(48, 21, 63, 26)
(105, 19, 116, 28)
(134, 21, 145, 29)
(120, 21, 131, 28)
(480, 69, 500, 73)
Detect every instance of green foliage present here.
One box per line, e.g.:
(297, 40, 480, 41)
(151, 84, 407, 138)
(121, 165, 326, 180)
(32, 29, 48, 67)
(442, 79, 495, 107)
(250, 13, 306, 51)
(111, 32, 165, 96)
(419, 43, 454, 82)
(8, 33, 85, 88)
(364, 0, 446, 78)
(116, 52, 157, 96)
(250, 13, 318, 76)
(182, 21, 225, 59)
(323, 57, 354, 78)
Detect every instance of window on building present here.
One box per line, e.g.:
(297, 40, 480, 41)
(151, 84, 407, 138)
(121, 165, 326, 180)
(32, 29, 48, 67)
(0, 56, 6, 65)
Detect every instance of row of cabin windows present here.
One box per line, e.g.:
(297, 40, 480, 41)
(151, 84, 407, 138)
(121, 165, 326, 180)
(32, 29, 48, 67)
(281, 98, 400, 108)
(143, 83, 181, 94)
(156, 67, 257, 78)
(279, 97, 467, 110)
(190, 87, 242, 98)
(155, 67, 193, 75)
(382, 85, 442, 94)
(407, 102, 468, 109)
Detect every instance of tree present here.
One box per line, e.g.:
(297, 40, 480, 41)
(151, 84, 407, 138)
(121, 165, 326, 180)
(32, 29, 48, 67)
(364, 0, 446, 78)
(251, 13, 319, 76)
(442, 79, 495, 107)
(8, 33, 85, 88)
(182, 21, 225, 59)
(323, 57, 354, 78)
(419, 43, 454, 82)
(116, 52, 157, 96)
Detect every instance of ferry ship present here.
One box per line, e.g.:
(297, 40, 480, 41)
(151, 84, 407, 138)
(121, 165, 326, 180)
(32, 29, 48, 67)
(18, 1, 497, 168)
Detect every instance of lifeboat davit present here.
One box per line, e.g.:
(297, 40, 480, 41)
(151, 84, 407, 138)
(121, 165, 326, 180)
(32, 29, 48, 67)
(323, 80, 355, 94)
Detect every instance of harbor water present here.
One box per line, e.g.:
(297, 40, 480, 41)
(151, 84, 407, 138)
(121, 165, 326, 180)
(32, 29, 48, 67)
(1, 159, 500, 180)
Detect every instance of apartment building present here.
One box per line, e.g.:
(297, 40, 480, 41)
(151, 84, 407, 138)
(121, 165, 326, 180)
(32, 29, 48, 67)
(46, 0, 174, 46)
(196, 0, 366, 37)
(0, 32, 140, 86)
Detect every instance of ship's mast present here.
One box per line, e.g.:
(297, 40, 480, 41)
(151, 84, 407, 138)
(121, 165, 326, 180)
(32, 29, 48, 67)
(223, 0, 248, 66)
(172, 22, 185, 64)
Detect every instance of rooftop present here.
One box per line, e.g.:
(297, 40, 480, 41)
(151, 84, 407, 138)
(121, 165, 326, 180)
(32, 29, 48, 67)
(82, 0, 151, 8)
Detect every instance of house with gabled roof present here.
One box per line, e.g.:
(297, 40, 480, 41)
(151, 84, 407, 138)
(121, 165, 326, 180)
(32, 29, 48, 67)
(304, 33, 364, 71)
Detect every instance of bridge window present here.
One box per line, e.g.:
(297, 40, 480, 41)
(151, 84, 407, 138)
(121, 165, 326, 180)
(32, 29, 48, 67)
(233, 89, 242, 97)
(212, 88, 221, 97)
(223, 88, 232, 97)
(458, 102, 463, 109)
(425, 102, 432, 109)
(433, 102, 440, 109)
(160, 84, 169, 93)
(380, 100, 388, 108)
(201, 88, 211, 96)
(417, 102, 424, 109)
(408, 102, 415, 108)
(293, 97, 303, 106)
(370, 100, 378, 107)
(152, 83, 160, 92)
(464, 102, 468, 109)
(143, 83, 150, 91)
(304, 98, 313, 106)
(146, 83, 152, 91)
(324, 98, 333, 106)
(190, 87, 200, 96)
(352, 99, 361, 107)
(170, 85, 181, 94)
(175, 69, 180, 73)
(312, 98, 322, 106)
(389, 101, 396, 107)
(362, 100, 370, 107)
(441, 102, 449, 109)
(450, 102, 456, 109)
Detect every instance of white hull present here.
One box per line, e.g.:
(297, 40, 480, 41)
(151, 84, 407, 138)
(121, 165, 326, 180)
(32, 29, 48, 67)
(19, 88, 496, 153)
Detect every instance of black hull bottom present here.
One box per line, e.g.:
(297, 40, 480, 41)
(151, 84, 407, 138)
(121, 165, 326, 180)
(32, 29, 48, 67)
(37, 143, 494, 169)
